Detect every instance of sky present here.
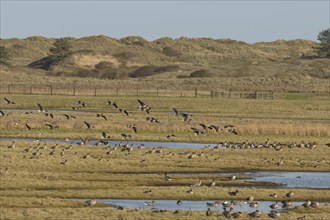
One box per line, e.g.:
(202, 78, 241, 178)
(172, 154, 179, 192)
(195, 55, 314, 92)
(0, 0, 329, 43)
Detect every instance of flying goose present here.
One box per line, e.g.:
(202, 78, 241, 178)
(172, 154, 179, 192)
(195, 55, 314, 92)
(26, 123, 32, 130)
(4, 97, 15, 104)
(96, 113, 107, 120)
(45, 123, 59, 129)
(84, 121, 93, 129)
(138, 99, 150, 114)
(37, 103, 44, 112)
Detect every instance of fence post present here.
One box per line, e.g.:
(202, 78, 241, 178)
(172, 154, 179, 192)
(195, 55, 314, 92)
(194, 88, 197, 97)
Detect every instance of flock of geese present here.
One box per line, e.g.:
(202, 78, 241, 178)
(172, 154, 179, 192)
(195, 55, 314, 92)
(1, 97, 326, 218)
(1, 97, 243, 140)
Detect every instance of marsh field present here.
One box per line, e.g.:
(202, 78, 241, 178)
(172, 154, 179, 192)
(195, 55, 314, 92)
(0, 92, 329, 220)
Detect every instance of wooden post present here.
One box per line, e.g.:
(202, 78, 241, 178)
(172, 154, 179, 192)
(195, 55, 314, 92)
(73, 84, 76, 96)
(194, 88, 197, 97)
(94, 87, 97, 96)
(30, 86, 32, 94)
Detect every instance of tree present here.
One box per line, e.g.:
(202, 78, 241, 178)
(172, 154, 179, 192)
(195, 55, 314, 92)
(316, 29, 330, 58)
(49, 38, 73, 63)
(0, 46, 10, 65)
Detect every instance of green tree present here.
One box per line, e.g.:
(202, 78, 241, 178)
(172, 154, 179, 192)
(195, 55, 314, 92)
(316, 29, 330, 58)
(49, 38, 73, 63)
(0, 46, 9, 65)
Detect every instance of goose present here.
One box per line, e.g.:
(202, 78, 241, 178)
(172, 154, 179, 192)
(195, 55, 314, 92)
(8, 141, 15, 149)
(138, 99, 150, 113)
(84, 121, 93, 129)
(269, 193, 278, 198)
(310, 201, 319, 208)
(190, 178, 202, 187)
(63, 114, 75, 119)
(176, 200, 182, 205)
(26, 123, 32, 130)
(127, 124, 137, 133)
(121, 133, 131, 140)
(285, 190, 294, 198)
(281, 200, 292, 208)
(144, 200, 155, 206)
(164, 172, 173, 181)
(144, 189, 152, 194)
(302, 200, 311, 208)
(180, 112, 191, 122)
(248, 210, 261, 218)
(166, 134, 176, 139)
(206, 201, 220, 207)
(209, 179, 216, 187)
(269, 201, 279, 209)
(4, 97, 15, 104)
(96, 113, 107, 120)
(229, 189, 239, 196)
(85, 199, 96, 206)
(0, 110, 5, 117)
(123, 110, 129, 116)
(45, 124, 59, 129)
(82, 154, 90, 159)
(249, 201, 258, 208)
(268, 210, 280, 218)
(186, 188, 193, 194)
(231, 211, 243, 218)
(199, 123, 207, 130)
(37, 103, 44, 112)
(206, 208, 212, 216)
(229, 174, 236, 180)
(297, 215, 307, 220)
(246, 196, 254, 202)
(172, 108, 179, 116)
(222, 201, 234, 208)
(222, 207, 233, 218)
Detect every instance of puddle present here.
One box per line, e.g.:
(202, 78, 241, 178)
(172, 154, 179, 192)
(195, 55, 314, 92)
(94, 199, 318, 212)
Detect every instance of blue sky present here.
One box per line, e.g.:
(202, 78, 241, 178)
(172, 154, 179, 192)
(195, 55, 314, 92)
(0, 0, 329, 43)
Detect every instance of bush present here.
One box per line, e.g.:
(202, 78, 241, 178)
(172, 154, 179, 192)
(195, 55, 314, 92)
(129, 65, 179, 78)
(189, 69, 214, 78)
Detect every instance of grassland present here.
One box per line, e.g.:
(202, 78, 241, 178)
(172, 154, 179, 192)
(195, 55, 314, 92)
(0, 93, 329, 219)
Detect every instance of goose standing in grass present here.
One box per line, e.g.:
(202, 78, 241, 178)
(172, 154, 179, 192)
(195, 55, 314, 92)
(26, 123, 32, 130)
(229, 189, 239, 196)
(302, 200, 311, 208)
(209, 179, 216, 187)
(229, 174, 236, 180)
(85, 199, 96, 206)
(206, 208, 212, 216)
(268, 210, 280, 218)
(190, 178, 202, 187)
(310, 201, 319, 208)
(164, 172, 173, 181)
(285, 190, 294, 198)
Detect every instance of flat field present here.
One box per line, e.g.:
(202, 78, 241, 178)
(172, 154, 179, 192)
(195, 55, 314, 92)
(0, 93, 329, 219)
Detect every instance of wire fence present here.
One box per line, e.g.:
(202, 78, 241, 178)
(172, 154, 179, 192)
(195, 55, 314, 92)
(0, 83, 276, 99)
